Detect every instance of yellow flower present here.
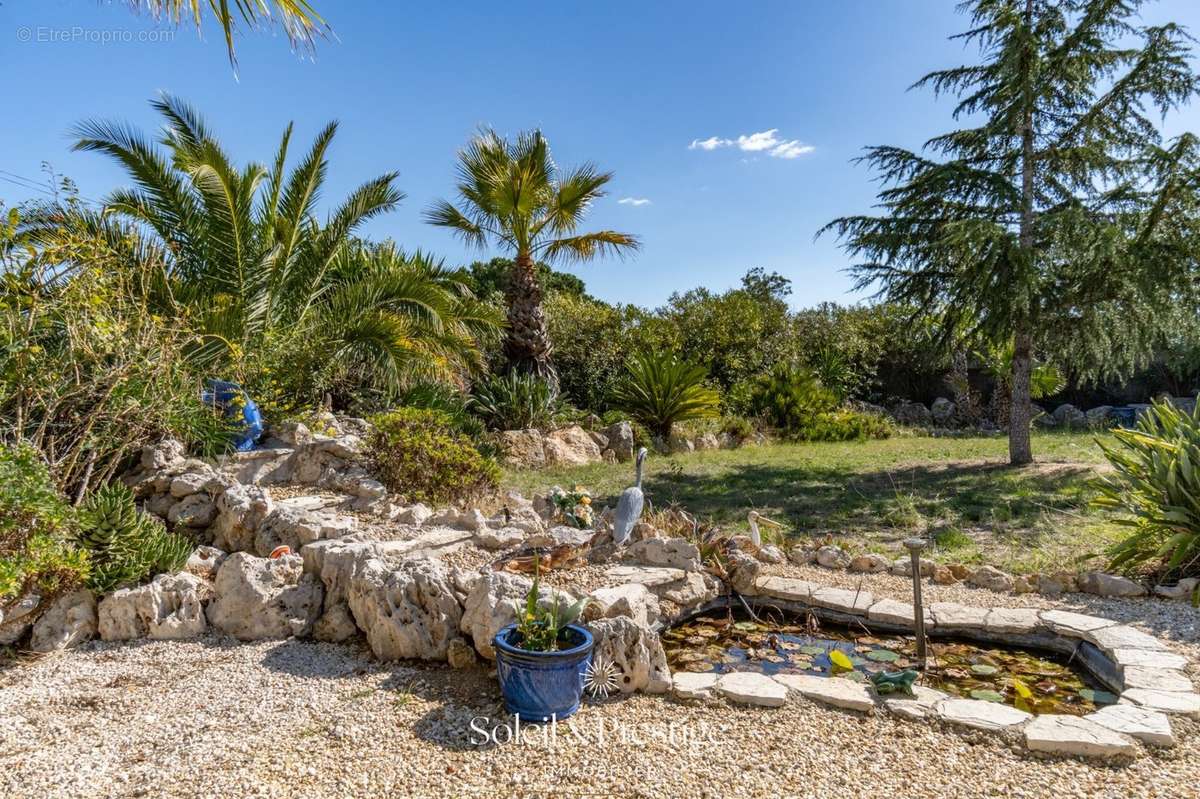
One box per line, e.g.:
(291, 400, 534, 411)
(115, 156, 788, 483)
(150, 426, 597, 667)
(580, 496, 591, 505)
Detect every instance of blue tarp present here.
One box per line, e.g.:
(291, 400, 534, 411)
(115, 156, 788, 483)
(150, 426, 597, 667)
(202, 379, 264, 452)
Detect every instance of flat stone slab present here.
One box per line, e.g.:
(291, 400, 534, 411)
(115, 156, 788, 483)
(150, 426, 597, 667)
(937, 697, 1031, 730)
(1122, 689, 1200, 717)
(882, 686, 948, 721)
(1039, 610, 1116, 637)
(809, 586, 874, 614)
(1088, 625, 1168, 653)
(1121, 666, 1193, 693)
(717, 671, 788, 707)
(1110, 648, 1189, 670)
(866, 598, 931, 628)
(750, 575, 816, 602)
(672, 671, 719, 701)
(391, 528, 474, 559)
(772, 673, 876, 712)
(928, 602, 987, 629)
(984, 607, 1042, 636)
(1086, 704, 1175, 747)
(1024, 714, 1137, 758)
(603, 565, 685, 587)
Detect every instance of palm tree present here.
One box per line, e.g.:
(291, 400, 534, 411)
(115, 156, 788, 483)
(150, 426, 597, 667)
(425, 129, 640, 382)
(128, 1, 328, 68)
(66, 94, 498, 404)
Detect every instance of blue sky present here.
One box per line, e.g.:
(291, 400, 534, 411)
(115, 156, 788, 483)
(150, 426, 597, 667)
(4, 1, 1200, 309)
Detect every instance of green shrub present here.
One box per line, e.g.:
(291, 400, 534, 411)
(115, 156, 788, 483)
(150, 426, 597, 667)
(792, 409, 894, 442)
(748, 364, 837, 432)
(471, 372, 559, 431)
(720, 415, 756, 443)
(611, 350, 720, 439)
(0, 445, 90, 617)
(367, 408, 500, 504)
(77, 483, 193, 595)
(1096, 399, 1200, 580)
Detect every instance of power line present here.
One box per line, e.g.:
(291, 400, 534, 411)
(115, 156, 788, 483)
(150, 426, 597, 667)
(0, 170, 102, 207)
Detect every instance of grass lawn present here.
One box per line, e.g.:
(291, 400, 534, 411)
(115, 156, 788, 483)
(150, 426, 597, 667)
(503, 431, 1125, 575)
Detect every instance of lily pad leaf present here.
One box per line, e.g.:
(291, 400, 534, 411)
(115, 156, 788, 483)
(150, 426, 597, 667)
(866, 649, 900, 663)
(829, 650, 855, 672)
(970, 664, 998, 676)
(1079, 688, 1119, 705)
(970, 689, 1004, 702)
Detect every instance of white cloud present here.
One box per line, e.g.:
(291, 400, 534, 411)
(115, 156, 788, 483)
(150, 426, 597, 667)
(618, 197, 652, 206)
(689, 128, 814, 159)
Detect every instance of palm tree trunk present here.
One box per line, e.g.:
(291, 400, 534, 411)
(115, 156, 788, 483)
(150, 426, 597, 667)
(504, 253, 556, 383)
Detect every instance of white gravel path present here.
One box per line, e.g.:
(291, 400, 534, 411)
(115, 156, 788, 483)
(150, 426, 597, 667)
(2, 575, 1197, 799)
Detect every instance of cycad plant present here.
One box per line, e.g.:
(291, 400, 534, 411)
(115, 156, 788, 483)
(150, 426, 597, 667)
(67, 95, 497, 405)
(471, 372, 559, 431)
(1095, 399, 1200, 584)
(77, 483, 193, 594)
(426, 128, 640, 381)
(611, 350, 719, 440)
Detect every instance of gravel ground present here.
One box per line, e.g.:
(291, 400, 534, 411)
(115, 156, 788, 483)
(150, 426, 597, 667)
(3, 572, 1197, 799)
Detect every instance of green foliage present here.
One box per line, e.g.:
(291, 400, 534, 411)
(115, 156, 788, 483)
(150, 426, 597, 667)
(719, 415, 755, 443)
(1096, 400, 1200, 578)
(471, 372, 559, 431)
(545, 292, 649, 413)
(509, 555, 590, 652)
(133, 1, 328, 68)
(748, 364, 837, 432)
(0, 445, 90, 616)
(792, 409, 893, 443)
(824, 0, 1200, 463)
(78, 483, 192, 595)
(367, 408, 500, 504)
(611, 350, 720, 439)
(459, 257, 588, 301)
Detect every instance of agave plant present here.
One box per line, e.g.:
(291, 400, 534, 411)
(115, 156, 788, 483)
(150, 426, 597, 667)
(1095, 399, 1200, 582)
(611, 350, 719, 439)
(471, 371, 559, 431)
(77, 483, 193, 594)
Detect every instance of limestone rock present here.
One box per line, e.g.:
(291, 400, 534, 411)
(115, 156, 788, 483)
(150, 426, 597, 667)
(932, 565, 957, 585)
(937, 697, 1031, 730)
(210, 483, 274, 553)
(672, 671, 719, 701)
(726, 549, 761, 594)
(313, 602, 358, 643)
(928, 602, 987, 629)
(891, 401, 932, 427)
(967, 565, 1014, 593)
(1039, 609, 1115, 637)
(1052, 403, 1087, 429)
(1121, 667, 1193, 693)
(1085, 704, 1175, 747)
(891, 557, 935, 578)
(694, 432, 720, 451)
(459, 571, 573, 660)
(716, 671, 787, 707)
(809, 586, 874, 614)
(348, 558, 462, 661)
(1024, 714, 1136, 758)
(447, 636, 478, 669)
(30, 590, 96, 652)
(543, 425, 602, 466)
(627, 537, 702, 572)
(757, 544, 786, 564)
(184, 546, 227, 581)
(254, 498, 356, 556)
(788, 546, 816, 566)
(661, 571, 720, 608)
(167, 493, 217, 528)
(206, 553, 322, 641)
(849, 553, 890, 573)
(984, 607, 1042, 636)
(391, 503, 433, 526)
(1122, 688, 1200, 716)
(587, 583, 661, 628)
(815, 545, 850, 569)
(881, 686, 948, 720)
(99, 572, 211, 641)
(142, 438, 186, 471)
(587, 616, 671, 694)
(1154, 577, 1200, 601)
(1077, 572, 1147, 598)
(1034, 571, 1077, 596)
(603, 421, 635, 462)
(499, 429, 546, 469)
(749, 575, 816, 602)
(867, 598, 930, 629)
(774, 673, 876, 712)
(1088, 624, 1168, 653)
(169, 467, 219, 499)
(930, 397, 956, 426)
(473, 526, 525, 551)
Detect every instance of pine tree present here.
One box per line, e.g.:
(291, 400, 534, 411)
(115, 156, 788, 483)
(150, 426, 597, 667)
(825, 0, 1200, 464)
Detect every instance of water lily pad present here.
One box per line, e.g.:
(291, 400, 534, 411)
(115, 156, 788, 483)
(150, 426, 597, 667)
(829, 650, 855, 671)
(866, 649, 900, 663)
(733, 621, 759, 632)
(800, 645, 827, 656)
(970, 689, 1004, 702)
(970, 664, 998, 676)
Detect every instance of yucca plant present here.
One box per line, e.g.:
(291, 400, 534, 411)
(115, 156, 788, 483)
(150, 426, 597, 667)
(77, 483, 193, 594)
(611, 350, 720, 439)
(471, 372, 558, 431)
(1095, 399, 1200, 585)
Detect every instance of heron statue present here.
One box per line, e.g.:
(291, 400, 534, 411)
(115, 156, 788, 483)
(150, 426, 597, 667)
(746, 510, 783, 547)
(612, 447, 649, 545)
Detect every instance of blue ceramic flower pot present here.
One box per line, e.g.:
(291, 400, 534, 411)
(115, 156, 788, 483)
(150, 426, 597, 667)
(494, 623, 594, 722)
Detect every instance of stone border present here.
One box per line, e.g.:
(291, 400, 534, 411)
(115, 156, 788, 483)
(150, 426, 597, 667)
(661, 574, 1196, 757)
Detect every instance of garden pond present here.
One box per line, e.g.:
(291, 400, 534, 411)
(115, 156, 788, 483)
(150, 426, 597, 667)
(662, 610, 1118, 716)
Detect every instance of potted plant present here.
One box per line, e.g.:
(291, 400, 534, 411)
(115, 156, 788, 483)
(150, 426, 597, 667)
(493, 556, 593, 721)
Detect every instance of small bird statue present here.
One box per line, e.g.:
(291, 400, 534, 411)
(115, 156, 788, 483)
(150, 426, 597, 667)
(746, 510, 783, 547)
(612, 447, 649, 545)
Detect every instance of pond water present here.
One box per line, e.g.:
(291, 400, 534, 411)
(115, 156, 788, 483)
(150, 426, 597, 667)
(662, 610, 1118, 716)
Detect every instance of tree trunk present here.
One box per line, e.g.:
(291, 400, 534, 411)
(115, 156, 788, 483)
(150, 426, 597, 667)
(504, 252, 557, 384)
(1009, 0, 1036, 466)
(1009, 329, 1033, 464)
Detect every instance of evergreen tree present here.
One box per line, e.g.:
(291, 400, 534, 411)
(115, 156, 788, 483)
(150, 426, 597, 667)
(825, 0, 1200, 464)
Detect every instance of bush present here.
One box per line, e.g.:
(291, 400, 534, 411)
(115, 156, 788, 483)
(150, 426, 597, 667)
(790, 409, 894, 442)
(471, 372, 558, 431)
(77, 483, 193, 595)
(748, 364, 837, 433)
(0, 445, 90, 618)
(611, 350, 720, 439)
(367, 408, 500, 504)
(720, 415, 756, 443)
(1096, 399, 1200, 580)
